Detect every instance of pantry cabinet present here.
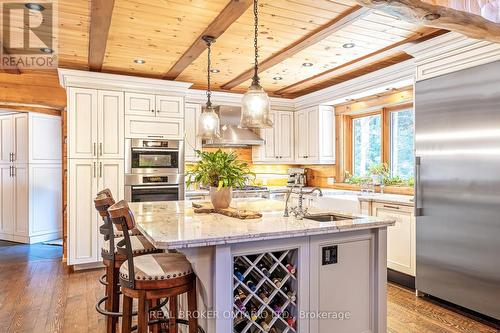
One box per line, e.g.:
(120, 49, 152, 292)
(0, 113, 61, 243)
(184, 103, 202, 162)
(252, 110, 294, 163)
(68, 159, 124, 264)
(372, 202, 416, 276)
(294, 105, 335, 164)
(68, 88, 124, 159)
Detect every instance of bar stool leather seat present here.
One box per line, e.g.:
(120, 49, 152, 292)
(119, 253, 192, 282)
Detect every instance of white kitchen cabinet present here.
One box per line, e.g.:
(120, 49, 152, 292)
(252, 111, 294, 163)
(0, 165, 14, 239)
(372, 202, 416, 276)
(125, 92, 184, 119)
(69, 88, 124, 159)
(0, 113, 62, 244)
(294, 105, 335, 164)
(68, 87, 98, 159)
(125, 115, 184, 140)
(0, 113, 28, 164)
(184, 103, 202, 162)
(124, 92, 156, 117)
(156, 95, 184, 118)
(98, 90, 124, 159)
(68, 159, 124, 265)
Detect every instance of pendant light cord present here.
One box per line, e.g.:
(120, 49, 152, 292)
(252, 0, 260, 86)
(206, 39, 212, 107)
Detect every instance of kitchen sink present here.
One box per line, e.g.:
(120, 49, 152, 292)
(305, 213, 353, 222)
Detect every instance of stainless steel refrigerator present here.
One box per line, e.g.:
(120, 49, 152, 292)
(415, 60, 500, 320)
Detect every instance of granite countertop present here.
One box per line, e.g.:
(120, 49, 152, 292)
(129, 199, 395, 249)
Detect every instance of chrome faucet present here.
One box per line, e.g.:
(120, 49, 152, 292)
(284, 186, 323, 220)
(283, 183, 302, 218)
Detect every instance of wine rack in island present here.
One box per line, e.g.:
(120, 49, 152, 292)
(233, 249, 299, 333)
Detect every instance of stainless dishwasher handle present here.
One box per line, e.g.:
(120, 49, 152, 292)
(415, 156, 423, 217)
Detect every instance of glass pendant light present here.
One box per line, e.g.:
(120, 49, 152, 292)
(240, 0, 273, 129)
(197, 35, 220, 139)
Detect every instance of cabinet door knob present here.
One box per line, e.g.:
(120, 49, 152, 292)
(151, 109, 155, 113)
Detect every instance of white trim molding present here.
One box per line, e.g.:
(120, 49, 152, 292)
(405, 32, 500, 81)
(293, 59, 416, 109)
(58, 68, 193, 95)
(186, 88, 294, 110)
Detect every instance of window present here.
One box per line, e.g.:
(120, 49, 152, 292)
(344, 101, 415, 184)
(352, 114, 382, 176)
(390, 109, 414, 179)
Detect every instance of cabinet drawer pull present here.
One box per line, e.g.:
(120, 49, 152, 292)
(93, 142, 97, 157)
(9, 153, 13, 162)
(9, 165, 12, 177)
(99, 162, 102, 178)
(93, 162, 96, 178)
(12, 152, 15, 161)
(383, 204, 400, 210)
(99, 143, 103, 156)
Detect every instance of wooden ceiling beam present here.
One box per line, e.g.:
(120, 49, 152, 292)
(1, 46, 21, 74)
(276, 28, 447, 96)
(164, 0, 253, 80)
(220, 5, 371, 90)
(355, 0, 500, 43)
(88, 0, 115, 71)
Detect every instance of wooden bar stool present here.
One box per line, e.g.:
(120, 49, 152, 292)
(94, 189, 164, 333)
(108, 200, 201, 333)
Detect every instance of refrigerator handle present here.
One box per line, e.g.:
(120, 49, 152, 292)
(415, 156, 423, 217)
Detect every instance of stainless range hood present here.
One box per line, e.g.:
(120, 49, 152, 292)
(203, 105, 264, 147)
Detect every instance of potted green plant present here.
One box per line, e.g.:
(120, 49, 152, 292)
(186, 149, 255, 209)
(368, 163, 390, 185)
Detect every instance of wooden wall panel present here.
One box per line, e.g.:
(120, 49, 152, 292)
(0, 71, 67, 109)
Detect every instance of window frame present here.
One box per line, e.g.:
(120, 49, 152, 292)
(342, 102, 414, 180)
(350, 112, 383, 177)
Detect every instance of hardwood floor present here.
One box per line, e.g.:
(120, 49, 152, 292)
(0, 241, 498, 333)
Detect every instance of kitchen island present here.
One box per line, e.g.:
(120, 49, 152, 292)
(129, 199, 394, 333)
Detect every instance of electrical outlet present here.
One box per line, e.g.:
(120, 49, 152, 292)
(327, 177, 335, 185)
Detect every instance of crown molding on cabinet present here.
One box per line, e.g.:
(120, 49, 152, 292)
(405, 32, 500, 81)
(58, 68, 193, 95)
(185, 88, 294, 110)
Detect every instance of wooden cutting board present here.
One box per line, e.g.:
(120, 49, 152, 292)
(192, 202, 262, 219)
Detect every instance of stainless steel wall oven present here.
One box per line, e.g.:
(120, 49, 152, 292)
(125, 139, 184, 202)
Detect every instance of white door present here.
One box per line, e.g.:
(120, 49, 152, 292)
(69, 87, 98, 159)
(13, 164, 29, 237)
(124, 92, 156, 117)
(0, 116, 12, 164)
(295, 110, 308, 162)
(98, 90, 124, 159)
(156, 95, 184, 118)
(68, 159, 98, 264)
(97, 159, 124, 258)
(98, 159, 124, 200)
(277, 112, 294, 162)
(0, 165, 14, 238)
(184, 103, 202, 161)
(12, 113, 28, 164)
(373, 203, 416, 276)
(306, 108, 319, 160)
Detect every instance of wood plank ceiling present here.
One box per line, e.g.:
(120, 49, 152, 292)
(5, 0, 459, 98)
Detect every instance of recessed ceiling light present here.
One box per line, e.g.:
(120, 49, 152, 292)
(273, 76, 283, 80)
(210, 69, 220, 73)
(134, 59, 146, 64)
(343, 43, 356, 49)
(40, 47, 53, 54)
(424, 13, 441, 20)
(302, 62, 313, 67)
(25, 3, 45, 11)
